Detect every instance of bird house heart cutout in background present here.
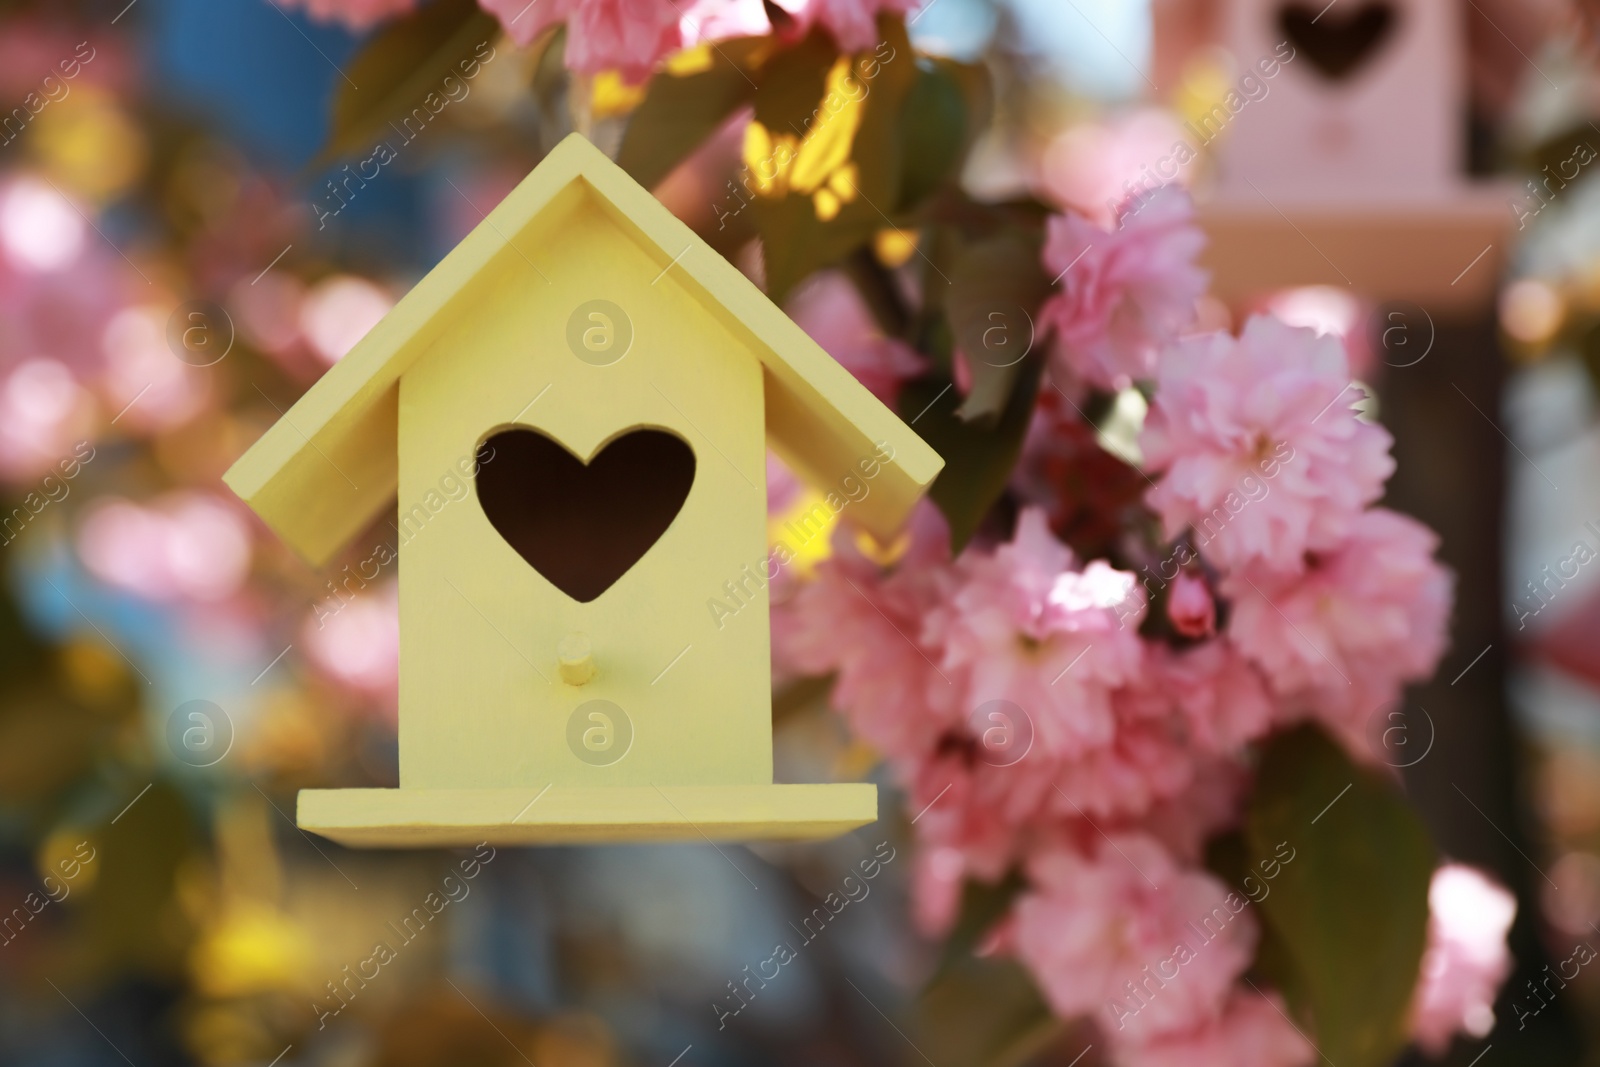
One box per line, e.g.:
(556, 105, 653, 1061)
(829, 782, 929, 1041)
(474, 426, 696, 603)
(1277, 1, 1399, 81)
(1209, 0, 1467, 202)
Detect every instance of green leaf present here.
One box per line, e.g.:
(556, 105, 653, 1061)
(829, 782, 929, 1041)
(1576, 318, 1600, 398)
(81, 781, 202, 975)
(944, 230, 1052, 424)
(900, 353, 1043, 552)
(531, 25, 571, 152)
(748, 18, 917, 301)
(750, 29, 838, 134)
(934, 871, 1026, 975)
(315, 0, 501, 169)
(753, 195, 867, 304)
(894, 61, 971, 212)
(916, 956, 1061, 1067)
(616, 39, 764, 190)
(1246, 725, 1436, 1067)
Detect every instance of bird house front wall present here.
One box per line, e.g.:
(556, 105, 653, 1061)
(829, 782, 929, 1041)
(1214, 0, 1465, 202)
(394, 181, 772, 791)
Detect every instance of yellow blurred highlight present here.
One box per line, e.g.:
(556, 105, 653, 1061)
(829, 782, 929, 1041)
(1540, 747, 1600, 838)
(827, 164, 857, 198)
(59, 637, 127, 709)
(742, 56, 868, 221)
(531, 1014, 619, 1067)
(836, 738, 882, 781)
(814, 188, 842, 221)
(768, 489, 838, 580)
(789, 59, 866, 193)
(1173, 49, 1235, 142)
(665, 43, 716, 76)
(743, 121, 797, 197)
(854, 526, 913, 568)
(37, 826, 99, 895)
(241, 692, 331, 777)
(34, 85, 146, 201)
(187, 794, 315, 998)
(1571, 262, 1600, 314)
(590, 70, 646, 119)
(190, 901, 316, 998)
(182, 1002, 277, 1067)
(1500, 278, 1565, 347)
(874, 227, 917, 267)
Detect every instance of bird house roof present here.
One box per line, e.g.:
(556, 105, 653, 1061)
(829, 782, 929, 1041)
(224, 133, 943, 567)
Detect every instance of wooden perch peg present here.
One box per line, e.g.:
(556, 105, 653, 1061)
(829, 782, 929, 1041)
(558, 632, 595, 686)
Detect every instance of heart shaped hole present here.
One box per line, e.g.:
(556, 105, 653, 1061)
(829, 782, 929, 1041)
(1279, 2, 1398, 81)
(475, 427, 696, 602)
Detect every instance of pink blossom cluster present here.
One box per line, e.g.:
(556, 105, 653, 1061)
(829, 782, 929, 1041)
(5, 166, 397, 704)
(0, 151, 394, 715)
(279, 0, 920, 80)
(494, 0, 923, 77)
(1141, 314, 1450, 755)
(779, 499, 1314, 1065)
(776, 188, 1498, 1064)
(1039, 186, 1209, 391)
(0, 175, 184, 483)
(486, 0, 924, 76)
(1410, 863, 1517, 1054)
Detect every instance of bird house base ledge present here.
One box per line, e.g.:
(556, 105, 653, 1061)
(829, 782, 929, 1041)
(297, 784, 878, 847)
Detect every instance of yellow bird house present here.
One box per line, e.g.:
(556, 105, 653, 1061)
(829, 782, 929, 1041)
(224, 134, 942, 848)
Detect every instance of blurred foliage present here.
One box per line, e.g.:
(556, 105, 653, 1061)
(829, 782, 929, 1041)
(1235, 726, 1435, 1067)
(317, 0, 503, 169)
(900, 354, 1043, 552)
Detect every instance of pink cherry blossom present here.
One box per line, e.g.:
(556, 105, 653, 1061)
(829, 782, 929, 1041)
(911, 843, 969, 937)
(0, 177, 86, 273)
(771, 0, 923, 51)
(564, 0, 686, 78)
(1114, 988, 1315, 1067)
(1409, 863, 1516, 1055)
(0, 251, 131, 385)
(1011, 833, 1256, 1041)
(1138, 760, 1251, 865)
(932, 507, 1146, 760)
(480, 0, 679, 79)
(229, 270, 304, 358)
(1039, 108, 1195, 229)
(1039, 186, 1208, 391)
(903, 678, 1199, 902)
(1223, 508, 1453, 749)
(1156, 640, 1278, 756)
(275, 0, 418, 30)
(774, 500, 959, 762)
(1259, 285, 1376, 381)
(479, 0, 920, 79)
(304, 580, 400, 705)
(0, 359, 95, 482)
(79, 493, 253, 603)
(100, 306, 210, 432)
(1166, 570, 1215, 638)
(787, 270, 925, 405)
(298, 274, 392, 366)
(680, 0, 771, 43)
(1043, 711, 1197, 821)
(1141, 315, 1395, 575)
(904, 749, 1033, 925)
